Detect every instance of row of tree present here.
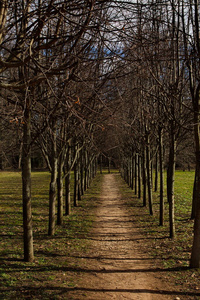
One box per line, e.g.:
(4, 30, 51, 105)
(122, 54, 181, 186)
(0, 0, 122, 262)
(113, 0, 200, 268)
(1, 0, 200, 268)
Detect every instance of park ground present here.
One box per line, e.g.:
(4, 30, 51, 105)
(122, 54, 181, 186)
(1, 171, 200, 299)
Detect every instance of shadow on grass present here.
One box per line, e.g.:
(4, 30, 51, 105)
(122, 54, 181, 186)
(0, 261, 190, 273)
(1, 283, 200, 298)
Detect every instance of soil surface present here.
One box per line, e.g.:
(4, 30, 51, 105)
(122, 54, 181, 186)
(67, 173, 181, 300)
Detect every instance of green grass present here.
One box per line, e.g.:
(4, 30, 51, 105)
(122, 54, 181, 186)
(0, 170, 103, 299)
(118, 170, 200, 299)
(1, 168, 199, 299)
(174, 170, 194, 218)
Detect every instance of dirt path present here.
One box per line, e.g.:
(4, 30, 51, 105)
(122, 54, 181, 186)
(67, 173, 178, 300)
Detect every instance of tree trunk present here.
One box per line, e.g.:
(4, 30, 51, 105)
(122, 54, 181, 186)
(80, 149, 84, 196)
(94, 157, 98, 176)
(151, 160, 153, 190)
(129, 156, 132, 187)
(122, 159, 125, 181)
(73, 144, 79, 207)
(159, 126, 164, 226)
(154, 150, 158, 192)
(84, 150, 88, 191)
(65, 144, 71, 215)
(130, 155, 133, 189)
(21, 95, 34, 262)
(77, 155, 81, 201)
(135, 153, 138, 195)
(124, 160, 128, 184)
(127, 158, 130, 186)
(167, 122, 176, 238)
(182, 0, 200, 268)
(0, 120, 3, 170)
(131, 151, 135, 190)
(74, 163, 79, 207)
(100, 154, 102, 174)
(146, 133, 153, 215)
(190, 158, 200, 267)
(88, 156, 92, 188)
(48, 129, 58, 236)
(90, 156, 94, 180)
(138, 155, 141, 199)
(57, 157, 63, 225)
(108, 157, 111, 173)
(191, 166, 197, 220)
(142, 148, 147, 207)
(190, 99, 200, 267)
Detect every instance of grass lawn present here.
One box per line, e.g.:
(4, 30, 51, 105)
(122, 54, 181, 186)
(0, 170, 102, 299)
(119, 169, 200, 298)
(0, 169, 199, 299)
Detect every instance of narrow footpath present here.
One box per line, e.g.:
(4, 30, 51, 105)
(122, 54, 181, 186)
(67, 173, 179, 300)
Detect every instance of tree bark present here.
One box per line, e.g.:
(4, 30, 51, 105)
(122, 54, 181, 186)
(84, 150, 88, 191)
(57, 157, 64, 225)
(73, 143, 79, 207)
(142, 148, 147, 207)
(65, 143, 71, 215)
(134, 153, 138, 195)
(131, 151, 135, 190)
(191, 167, 197, 220)
(21, 95, 34, 262)
(190, 93, 200, 267)
(108, 157, 111, 173)
(100, 154, 103, 174)
(181, 0, 200, 268)
(167, 121, 176, 238)
(146, 132, 153, 215)
(77, 154, 81, 201)
(138, 155, 141, 199)
(80, 149, 84, 196)
(130, 155, 133, 189)
(128, 156, 132, 187)
(48, 127, 58, 236)
(159, 126, 164, 226)
(190, 157, 200, 267)
(154, 150, 158, 192)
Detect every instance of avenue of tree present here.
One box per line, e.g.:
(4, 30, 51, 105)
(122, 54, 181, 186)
(0, 0, 200, 268)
